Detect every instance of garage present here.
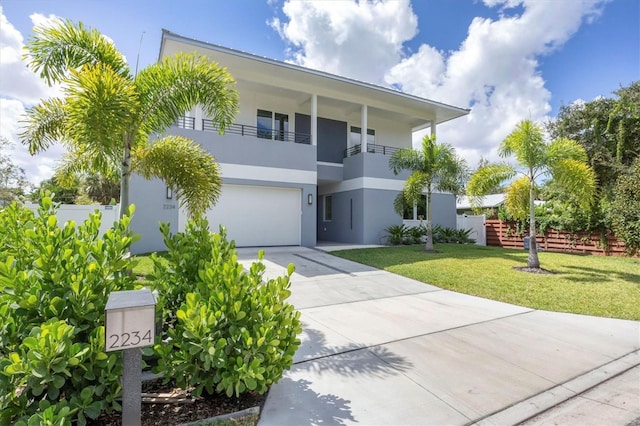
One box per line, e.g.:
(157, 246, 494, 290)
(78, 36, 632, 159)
(180, 184, 301, 247)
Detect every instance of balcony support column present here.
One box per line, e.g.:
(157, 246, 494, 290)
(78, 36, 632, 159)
(361, 104, 368, 153)
(311, 94, 318, 146)
(430, 121, 436, 138)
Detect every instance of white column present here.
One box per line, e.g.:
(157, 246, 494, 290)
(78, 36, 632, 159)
(361, 104, 368, 153)
(430, 121, 436, 139)
(195, 107, 203, 131)
(311, 94, 317, 146)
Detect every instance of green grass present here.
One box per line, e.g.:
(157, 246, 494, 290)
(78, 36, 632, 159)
(130, 252, 168, 285)
(331, 244, 640, 321)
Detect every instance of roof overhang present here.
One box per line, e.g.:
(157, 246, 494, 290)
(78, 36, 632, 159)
(159, 30, 469, 128)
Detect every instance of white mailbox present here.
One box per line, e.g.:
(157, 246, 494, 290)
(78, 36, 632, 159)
(105, 289, 156, 352)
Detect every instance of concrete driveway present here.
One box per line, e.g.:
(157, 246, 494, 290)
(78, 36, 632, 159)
(236, 246, 640, 426)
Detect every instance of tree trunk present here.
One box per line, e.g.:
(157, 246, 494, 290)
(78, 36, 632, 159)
(119, 136, 132, 219)
(528, 180, 540, 268)
(425, 189, 434, 251)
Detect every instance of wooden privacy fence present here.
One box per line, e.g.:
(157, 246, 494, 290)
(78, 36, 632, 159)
(485, 219, 629, 256)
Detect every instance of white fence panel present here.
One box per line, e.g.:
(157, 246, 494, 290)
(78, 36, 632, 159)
(24, 203, 121, 236)
(456, 214, 486, 246)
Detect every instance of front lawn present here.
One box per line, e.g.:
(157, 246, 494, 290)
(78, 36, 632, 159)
(331, 244, 640, 321)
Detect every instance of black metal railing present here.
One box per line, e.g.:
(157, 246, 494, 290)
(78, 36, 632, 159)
(176, 116, 196, 129)
(343, 143, 402, 158)
(201, 119, 311, 145)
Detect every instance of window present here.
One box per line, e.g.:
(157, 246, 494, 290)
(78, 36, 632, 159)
(349, 126, 375, 148)
(257, 110, 289, 141)
(324, 195, 333, 221)
(257, 109, 272, 139)
(402, 195, 427, 220)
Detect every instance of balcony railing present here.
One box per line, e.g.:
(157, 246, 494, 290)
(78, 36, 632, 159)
(202, 119, 311, 145)
(344, 143, 402, 158)
(176, 116, 196, 129)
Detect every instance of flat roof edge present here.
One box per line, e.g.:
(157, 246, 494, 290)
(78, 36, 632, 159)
(160, 29, 470, 118)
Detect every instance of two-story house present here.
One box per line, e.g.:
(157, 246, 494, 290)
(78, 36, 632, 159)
(129, 30, 469, 254)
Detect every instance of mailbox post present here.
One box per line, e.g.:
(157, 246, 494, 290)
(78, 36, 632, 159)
(105, 289, 156, 426)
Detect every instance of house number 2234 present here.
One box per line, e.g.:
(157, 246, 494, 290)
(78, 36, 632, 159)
(108, 329, 153, 350)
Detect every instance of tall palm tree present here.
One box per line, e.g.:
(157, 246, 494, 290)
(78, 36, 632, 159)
(467, 119, 596, 269)
(20, 20, 238, 218)
(389, 134, 468, 251)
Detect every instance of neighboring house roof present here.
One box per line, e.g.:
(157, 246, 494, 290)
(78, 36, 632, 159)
(457, 194, 506, 210)
(159, 30, 469, 129)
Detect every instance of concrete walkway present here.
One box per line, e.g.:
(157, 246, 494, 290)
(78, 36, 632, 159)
(236, 247, 640, 426)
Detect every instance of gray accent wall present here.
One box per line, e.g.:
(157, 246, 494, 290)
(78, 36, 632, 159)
(317, 187, 457, 245)
(167, 127, 317, 171)
(343, 152, 410, 181)
(296, 113, 347, 164)
(317, 188, 401, 245)
(429, 193, 457, 230)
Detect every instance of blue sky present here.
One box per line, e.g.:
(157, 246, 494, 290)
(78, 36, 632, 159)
(1, 0, 638, 184)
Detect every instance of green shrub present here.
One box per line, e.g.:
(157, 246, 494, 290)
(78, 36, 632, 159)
(405, 226, 426, 244)
(432, 226, 476, 244)
(0, 195, 138, 425)
(150, 220, 301, 398)
(609, 158, 640, 255)
(385, 224, 408, 245)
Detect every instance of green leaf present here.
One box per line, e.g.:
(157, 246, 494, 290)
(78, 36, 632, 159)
(84, 401, 103, 419)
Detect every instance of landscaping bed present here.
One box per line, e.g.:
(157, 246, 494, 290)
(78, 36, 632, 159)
(90, 379, 265, 426)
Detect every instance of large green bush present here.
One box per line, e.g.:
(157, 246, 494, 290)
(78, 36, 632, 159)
(609, 158, 640, 255)
(150, 219, 302, 397)
(0, 196, 138, 425)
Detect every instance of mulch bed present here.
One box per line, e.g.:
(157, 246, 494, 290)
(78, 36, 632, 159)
(89, 379, 267, 426)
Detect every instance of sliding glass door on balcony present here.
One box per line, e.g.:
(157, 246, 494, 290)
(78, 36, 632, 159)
(257, 109, 289, 141)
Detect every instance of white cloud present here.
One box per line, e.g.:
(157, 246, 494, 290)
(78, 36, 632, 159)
(0, 7, 65, 185)
(272, 0, 609, 167)
(271, 0, 418, 85)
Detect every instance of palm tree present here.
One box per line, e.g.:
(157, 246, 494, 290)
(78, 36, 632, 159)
(20, 20, 238, 218)
(389, 134, 468, 251)
(467, 119, 596, 269)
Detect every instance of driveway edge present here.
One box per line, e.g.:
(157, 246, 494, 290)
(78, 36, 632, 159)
(472, 350, 640, 425)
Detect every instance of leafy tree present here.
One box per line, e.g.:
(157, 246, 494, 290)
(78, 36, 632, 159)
(609, 157, 640, 255)
(546, 81, 640, 216)
(389, 134, 468, 251)
(20, 20, 238, 218)
(82, 173, 120, 205)
(0, 137, 31, 206)
(468, 120, 596, 269)
(30, 176, 79, 204)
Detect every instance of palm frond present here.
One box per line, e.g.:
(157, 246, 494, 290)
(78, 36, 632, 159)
(24, 19, 130, 86)
(499, 119, 545, 169)
(19, 97, 67, 154)
(64, 62, 138, 164)
(404, 172, 430, 203)
(135, 53, 238, 137)
(467, 163, 516, 196)
(550, 159, 597, 210)
(54, 152, 85, 188)
(504, 176, 531, 221)
(547, 137, 588, 165)
(388, 147, 421, 175)
(133, 135, 222, 218)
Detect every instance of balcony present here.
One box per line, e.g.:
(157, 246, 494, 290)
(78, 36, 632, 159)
(176, 117, 311, 144)
(343, 143, 402, 158)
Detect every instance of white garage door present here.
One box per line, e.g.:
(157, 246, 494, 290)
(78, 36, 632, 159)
(181, 184, 301, 247)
